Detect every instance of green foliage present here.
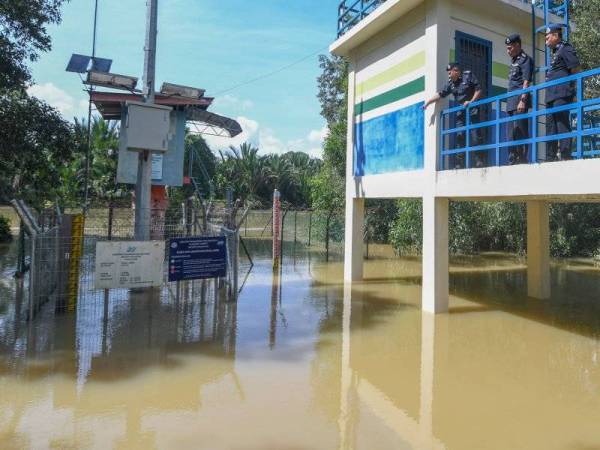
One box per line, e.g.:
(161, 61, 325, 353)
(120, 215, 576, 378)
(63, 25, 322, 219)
(317, 54, 348, 126)
(389, 199, 423, 255)
(1, 0, 77, 209)
(0, 0, 66, 91)
(215, 142, 320, 207)
(183, 134, 217, 199)
(310, 212, 344, 243)
(365, 199, 399, 244)
(0, 91, 76, 208)
(0, 216, 11, 242)
(310, 163, 344, 216)
(550, 203, 600, 257)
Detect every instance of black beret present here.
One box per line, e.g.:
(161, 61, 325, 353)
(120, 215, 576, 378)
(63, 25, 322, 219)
(505, 33, 521, 45)
(446, 62, 461, 71)
(545, 23, 564, 34)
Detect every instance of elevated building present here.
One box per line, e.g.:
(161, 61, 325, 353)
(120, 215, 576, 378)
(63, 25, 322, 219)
(331, 0, 600, 312)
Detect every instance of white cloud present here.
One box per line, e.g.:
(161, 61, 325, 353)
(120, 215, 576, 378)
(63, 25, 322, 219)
(203, 116, 259, 152)
(202, 116, 326, 160)
(308, 126, 329, 145)
(213, 95, 254, 111)
(27, 83, 88, 120)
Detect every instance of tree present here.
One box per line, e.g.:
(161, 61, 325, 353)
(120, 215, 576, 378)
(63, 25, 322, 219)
(317, 54, 349, 127)
(0, 0, 67, 91)
(0, 91, 75, 207)
(1, 0, 77, 209)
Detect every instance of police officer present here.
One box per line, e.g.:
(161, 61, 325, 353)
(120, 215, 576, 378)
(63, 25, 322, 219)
(423, 62, 483, 168)
(506, 33, 533, 165)
(545, 23, 581, 161)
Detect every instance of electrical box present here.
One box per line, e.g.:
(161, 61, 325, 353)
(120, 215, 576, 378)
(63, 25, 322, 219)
(124, 101, 172, 152)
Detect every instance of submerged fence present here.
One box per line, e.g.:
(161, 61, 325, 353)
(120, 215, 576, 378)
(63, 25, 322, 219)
(9, 200, 248, 321)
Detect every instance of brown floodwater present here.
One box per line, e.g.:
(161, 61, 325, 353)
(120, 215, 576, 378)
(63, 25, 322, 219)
(0, 242, 599, 449)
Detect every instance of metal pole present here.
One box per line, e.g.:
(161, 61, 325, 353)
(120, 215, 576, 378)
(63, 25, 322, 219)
(83, 0, 100, 213)
(134, 0, 158, 241)
(308, 212, 312, 247)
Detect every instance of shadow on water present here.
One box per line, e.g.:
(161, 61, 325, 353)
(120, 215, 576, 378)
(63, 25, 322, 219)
(450, 262, 600, 339)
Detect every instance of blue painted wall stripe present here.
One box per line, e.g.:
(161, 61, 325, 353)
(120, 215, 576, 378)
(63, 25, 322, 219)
(354, 102, 425, 176)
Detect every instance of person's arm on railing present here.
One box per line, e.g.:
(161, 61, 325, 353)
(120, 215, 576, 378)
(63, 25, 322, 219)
(422, 93, 441, 110)
(463, 88, 482, 108)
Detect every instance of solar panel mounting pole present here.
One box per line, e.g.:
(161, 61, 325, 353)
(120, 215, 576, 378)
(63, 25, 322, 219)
(134, 0, 158, 241)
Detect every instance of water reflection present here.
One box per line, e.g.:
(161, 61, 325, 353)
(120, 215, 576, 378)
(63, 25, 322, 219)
(0, 241, 599, 448)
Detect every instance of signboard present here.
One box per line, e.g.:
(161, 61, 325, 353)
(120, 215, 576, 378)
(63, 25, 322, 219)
(95, 241, 165, 289)
(168, 237, 227, 282)
(151, 153, 163, 180)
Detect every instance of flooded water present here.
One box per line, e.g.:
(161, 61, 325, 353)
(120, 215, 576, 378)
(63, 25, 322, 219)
(1, 241, 599, 449)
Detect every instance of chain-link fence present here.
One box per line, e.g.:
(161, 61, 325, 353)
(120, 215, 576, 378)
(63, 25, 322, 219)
(240, 209, 345, 259)
(8, 199, 250, 322)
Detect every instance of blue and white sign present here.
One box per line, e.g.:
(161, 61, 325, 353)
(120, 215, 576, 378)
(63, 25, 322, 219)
(168, 237, 227, 282)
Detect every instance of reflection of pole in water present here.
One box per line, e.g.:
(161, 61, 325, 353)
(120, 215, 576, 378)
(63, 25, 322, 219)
(269, 269, 280, 349)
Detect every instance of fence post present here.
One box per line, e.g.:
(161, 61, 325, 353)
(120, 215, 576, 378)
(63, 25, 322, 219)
(108, 204, 114, 241)
(294, 211, 297, 245)
(232, 230, 239, 299)
(325, 212, 331, 262)
(308, 212, 312, 247)
(273, 190, 281, 270)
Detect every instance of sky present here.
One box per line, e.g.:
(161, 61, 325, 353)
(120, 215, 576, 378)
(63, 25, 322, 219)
(29, 0, 340, 158)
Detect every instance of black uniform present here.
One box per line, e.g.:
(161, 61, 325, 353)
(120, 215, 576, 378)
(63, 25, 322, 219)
(439, 70, 483, 168)
(507, 50, 534, 164)
(546, 41, 580, 160)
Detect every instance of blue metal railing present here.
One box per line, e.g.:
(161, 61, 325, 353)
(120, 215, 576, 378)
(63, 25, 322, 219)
(337, 0, 387, 37)
(336, 0, 563, 38)
(439, 67, 600, 170)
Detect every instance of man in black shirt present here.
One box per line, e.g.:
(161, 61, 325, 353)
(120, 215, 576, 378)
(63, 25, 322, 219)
(545, 23, 581, 161)
(505, 33, 533, 165)
(423, 63, 483, 169)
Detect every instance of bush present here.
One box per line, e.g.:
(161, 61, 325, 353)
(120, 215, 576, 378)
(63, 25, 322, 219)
(0, 216, 12, 242)
(389, 199, 422, 255)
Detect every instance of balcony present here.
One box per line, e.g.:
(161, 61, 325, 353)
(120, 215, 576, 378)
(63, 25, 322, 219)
(336, 1, 566, 39)
(337, 0, 388, 37)
(439, 67, 600, 171)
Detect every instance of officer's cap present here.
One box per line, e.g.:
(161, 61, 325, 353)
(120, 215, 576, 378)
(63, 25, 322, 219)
(545, 23, 564, 34)
(446, 62, 461, 71)
(505, 33, 521, 45)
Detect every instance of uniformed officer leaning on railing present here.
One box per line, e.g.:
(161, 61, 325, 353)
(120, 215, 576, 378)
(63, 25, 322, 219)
(423, 63, 484, 169)
(544, 23, 581, 161)
(505, 33, 534, 165)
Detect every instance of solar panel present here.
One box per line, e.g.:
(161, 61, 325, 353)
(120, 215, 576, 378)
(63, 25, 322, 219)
(91, 57, 113, 73)
(66, 54, 91, 73)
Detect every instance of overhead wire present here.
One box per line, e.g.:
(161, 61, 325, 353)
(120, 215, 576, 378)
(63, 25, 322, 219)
(213, 45, 329, 96)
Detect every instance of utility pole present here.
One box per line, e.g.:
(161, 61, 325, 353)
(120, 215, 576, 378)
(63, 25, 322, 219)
(134, 0, 158, 240)
(83, 0, 99, 213)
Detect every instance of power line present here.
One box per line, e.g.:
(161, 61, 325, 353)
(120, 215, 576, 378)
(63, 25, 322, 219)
(214, 45, 329, 95)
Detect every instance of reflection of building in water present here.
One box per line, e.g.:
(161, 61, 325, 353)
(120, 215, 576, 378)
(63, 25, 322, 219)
(0, 279, 238, 385)
(0, 278, 240, 447)
(337, 285, 446, 450)
(336, 266, 600, 449)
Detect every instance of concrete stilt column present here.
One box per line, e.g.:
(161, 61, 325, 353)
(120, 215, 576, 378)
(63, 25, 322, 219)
(344, 197, 365, 282)
(527, 201, 551, 299)
(422, 196, 449, 313)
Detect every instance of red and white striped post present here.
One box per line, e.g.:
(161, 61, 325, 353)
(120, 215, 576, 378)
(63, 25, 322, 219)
(272, 189, 281, 270)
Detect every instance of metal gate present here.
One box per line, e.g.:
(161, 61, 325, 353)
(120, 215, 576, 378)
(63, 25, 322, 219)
(455, 31, 492, 97)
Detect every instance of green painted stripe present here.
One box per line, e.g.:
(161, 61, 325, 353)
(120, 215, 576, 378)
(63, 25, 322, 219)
(355, 77, 425, 117)
(492, 61, 510, 79)
(355, 51, 426, 98)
